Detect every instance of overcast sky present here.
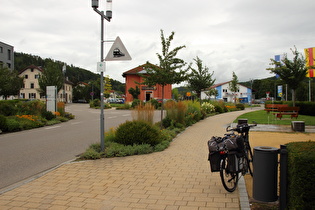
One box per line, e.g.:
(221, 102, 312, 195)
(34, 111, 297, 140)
(1, 0, 315, 84)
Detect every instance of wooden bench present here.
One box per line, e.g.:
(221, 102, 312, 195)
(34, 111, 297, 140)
(274, 107, 300, 120)
(264, 104, 288, 113)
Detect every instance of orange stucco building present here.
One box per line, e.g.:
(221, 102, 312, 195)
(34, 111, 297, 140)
(122, 63, 172, 103)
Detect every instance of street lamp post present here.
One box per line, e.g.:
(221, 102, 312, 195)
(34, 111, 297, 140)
(91, 0, 112, 151)
(62, 63, 66, 103)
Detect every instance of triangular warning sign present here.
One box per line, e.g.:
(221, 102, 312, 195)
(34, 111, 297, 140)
(105, 36, 132, 61)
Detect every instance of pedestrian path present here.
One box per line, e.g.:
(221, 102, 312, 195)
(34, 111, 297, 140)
(0, 109, 261, 209)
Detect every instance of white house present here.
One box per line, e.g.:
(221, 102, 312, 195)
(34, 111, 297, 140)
(201, 81, 252, 103)
(19, 65, 73, 102)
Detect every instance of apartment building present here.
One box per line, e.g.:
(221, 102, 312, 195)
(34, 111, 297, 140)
(0, 41, 14, 70)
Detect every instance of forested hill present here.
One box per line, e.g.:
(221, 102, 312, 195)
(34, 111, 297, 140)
(14, 52, 125, 93)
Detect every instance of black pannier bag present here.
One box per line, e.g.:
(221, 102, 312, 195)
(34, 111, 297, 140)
(208, 136, 245, 172)
(224, 135, 244, 152)
(208, 152, 221, 172)
(227, 151, 240, 172)
(208, 136, 225, 172)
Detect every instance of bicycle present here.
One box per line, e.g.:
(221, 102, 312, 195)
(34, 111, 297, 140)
(208, 122, 257, 192)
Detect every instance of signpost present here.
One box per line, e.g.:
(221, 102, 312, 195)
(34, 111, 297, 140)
(46, 86, 57, 112)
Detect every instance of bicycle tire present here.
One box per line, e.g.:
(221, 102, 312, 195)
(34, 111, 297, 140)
(220, 157, 238, 192)
(244, 140, 253, 176)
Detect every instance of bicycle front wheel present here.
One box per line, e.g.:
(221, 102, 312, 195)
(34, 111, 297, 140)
(220, 157, 238, 192)
(244, 141, 253, 176)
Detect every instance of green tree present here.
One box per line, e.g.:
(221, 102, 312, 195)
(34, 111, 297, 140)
(267, 47, 308, 106)
(187, 56, 215, 101)
(140, 30, 188, 122)
(128, 86, 140, 100)
(104, 75, 112, 98)
(229, 71, 239, 104)
(0, 67, 23, 99)
(38, 61, 64, 96)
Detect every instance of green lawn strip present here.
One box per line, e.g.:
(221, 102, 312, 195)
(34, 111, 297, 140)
(233, 110, 315, 126)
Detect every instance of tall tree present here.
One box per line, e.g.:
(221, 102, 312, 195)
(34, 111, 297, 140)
(229, 71, 239, 104)
(0, 67, 23, 99)
(267, 47, 308, 106)
(187, 56, 215, 101)
(141, 30, 189, 122)
(38, 61, 64, 96)
(104, 75, 112, 98)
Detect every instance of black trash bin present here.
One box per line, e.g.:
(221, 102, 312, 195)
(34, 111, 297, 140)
(253, 146, 279, 202)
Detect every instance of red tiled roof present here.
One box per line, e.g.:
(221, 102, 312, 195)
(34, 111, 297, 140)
(19, 64, 43, 74)
(122, 62, 160, 77)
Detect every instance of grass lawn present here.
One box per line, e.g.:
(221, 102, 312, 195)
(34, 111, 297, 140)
(233, 110, 315, 126)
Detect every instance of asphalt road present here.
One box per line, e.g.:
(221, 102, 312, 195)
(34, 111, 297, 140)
(0, 103, 162, 191)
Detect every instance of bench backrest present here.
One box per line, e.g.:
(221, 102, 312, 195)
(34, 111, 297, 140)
(277, 107, 300, 112)
(265, 104, 289, 108)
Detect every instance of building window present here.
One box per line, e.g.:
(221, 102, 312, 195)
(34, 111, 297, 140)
(30, 83, 35, 89)
(8, 49, 11, 60)
(0, 46, 3, 53)
(25, 74, 28, 79)
(223, 89, 228, 92)
(35, 74, 40, 79)
(31, 68, 34, 72)
(29, 93, 36, 99)
(20, 93, 25, 99)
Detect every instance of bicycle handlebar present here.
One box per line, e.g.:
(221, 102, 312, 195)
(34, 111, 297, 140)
(226, 122, 257, 133)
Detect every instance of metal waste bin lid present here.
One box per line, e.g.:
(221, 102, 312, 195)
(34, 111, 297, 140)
(254, 146, 279, 153)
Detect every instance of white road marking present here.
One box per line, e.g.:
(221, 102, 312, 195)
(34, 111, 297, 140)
(45, 126, 61, 130)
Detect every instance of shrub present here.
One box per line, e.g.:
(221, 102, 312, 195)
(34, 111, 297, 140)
(64, 112, 75, 119)
(80, 144, 101, 160)
(0, 101, 18, 116)
(90, 99, 100, 108)
(115, 120, 161, 146)
(42, 110, 56, 120)
(105, 128, 116, 142)
(185, 100, 201, 125)
(0, 115, 8, 131)
(148, 98, 160, 109)
(17, 100, 45, 116)
(6, 118, 20, 132)
(286, 141, 315, 209)
(116, 103, 131, 110)
(161, 115, 172, 128)
(236, 103, 245, 110)
(201, 102, 215, 114)
(131, 99, 141, 108)
(57, 102, 65, 116)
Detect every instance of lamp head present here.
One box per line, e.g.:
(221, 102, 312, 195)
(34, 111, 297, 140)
(92, 0, 99, 9)
(106, 0, 112, 20)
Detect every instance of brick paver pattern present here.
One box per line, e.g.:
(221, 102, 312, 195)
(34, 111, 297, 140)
(0, 110, 256, 209)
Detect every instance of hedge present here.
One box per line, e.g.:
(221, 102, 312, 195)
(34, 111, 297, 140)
(286, 141, 315, 209)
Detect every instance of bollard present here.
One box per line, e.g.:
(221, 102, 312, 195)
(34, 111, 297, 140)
(253, 146, 279, 202)
(291, 121, 305, 132)
(238, 119, 248, 125)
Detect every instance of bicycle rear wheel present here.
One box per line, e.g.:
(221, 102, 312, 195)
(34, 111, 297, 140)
(220, 156, 238, 192)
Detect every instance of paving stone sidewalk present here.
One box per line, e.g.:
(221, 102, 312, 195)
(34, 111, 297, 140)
(0, 109, 261, 210)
